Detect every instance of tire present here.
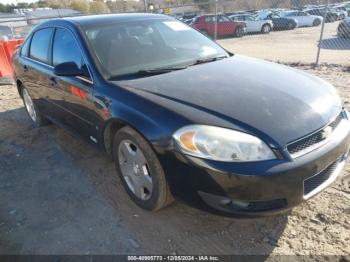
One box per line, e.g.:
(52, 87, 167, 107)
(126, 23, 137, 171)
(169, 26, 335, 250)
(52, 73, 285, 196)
(287, 22, 295, 30)
(313, 19, 321, 26)
(113, 126, 174, 211)
(21, 86, 50, 127)
(261, 24, 271, 34)
(200, 30, 209, 37)
(234, 26, 244, 37)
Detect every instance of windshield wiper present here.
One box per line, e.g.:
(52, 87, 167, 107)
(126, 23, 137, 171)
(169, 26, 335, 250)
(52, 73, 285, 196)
(190, 55, 228, 66)
(109, 66, 188, 80)
(137, 66, 188, 75)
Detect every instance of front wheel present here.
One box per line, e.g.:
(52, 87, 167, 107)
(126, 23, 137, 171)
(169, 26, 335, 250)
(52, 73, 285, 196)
(261, 24, 271, 34)
(113, 126, 174, 211)
(22, 86, 50, 127)
(313, 19, 321, 26)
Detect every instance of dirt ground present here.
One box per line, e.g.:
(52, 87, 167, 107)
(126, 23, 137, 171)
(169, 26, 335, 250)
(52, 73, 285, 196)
(0, 64, 349, 256)
(219, 21, 350, 66)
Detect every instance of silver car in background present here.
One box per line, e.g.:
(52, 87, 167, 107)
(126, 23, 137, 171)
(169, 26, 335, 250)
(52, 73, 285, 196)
(229, 14, 273, 33)
(280, 10, 323, 27)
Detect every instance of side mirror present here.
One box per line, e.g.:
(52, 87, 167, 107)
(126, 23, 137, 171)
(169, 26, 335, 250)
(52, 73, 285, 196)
(54, 62, 85, 76)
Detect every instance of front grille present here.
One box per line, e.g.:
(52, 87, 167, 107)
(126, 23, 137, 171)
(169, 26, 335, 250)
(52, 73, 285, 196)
(303, 159, 340, 196)
(287, 112, 344, 157)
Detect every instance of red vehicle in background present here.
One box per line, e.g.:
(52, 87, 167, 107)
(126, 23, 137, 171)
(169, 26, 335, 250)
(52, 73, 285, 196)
(192, 14, 246, 37)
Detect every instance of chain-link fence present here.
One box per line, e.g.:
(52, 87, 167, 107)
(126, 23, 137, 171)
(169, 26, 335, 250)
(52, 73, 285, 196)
(0, 0, 349, 66)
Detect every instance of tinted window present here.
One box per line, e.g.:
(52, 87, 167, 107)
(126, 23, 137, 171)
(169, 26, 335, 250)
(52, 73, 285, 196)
(30, 28, 53, 63)
(205, 16, 215, 22)
(218, 16, 230, 22)
(52, 28, 83, 68)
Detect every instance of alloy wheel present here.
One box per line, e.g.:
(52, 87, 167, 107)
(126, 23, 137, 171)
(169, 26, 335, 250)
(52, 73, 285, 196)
(23, 88, 37, 123)
(263, 25, 270, 33)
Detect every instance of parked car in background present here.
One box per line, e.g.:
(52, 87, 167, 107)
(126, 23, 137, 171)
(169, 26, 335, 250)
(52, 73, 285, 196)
(183, 17, 197, 25)
(13, 14, 350, 216)
(306, 8, 340, 22)
(192, 15, 246, 37)
(280, 10, 323, 27)
(229, 14, 273, 33)
(263, 13, 298, 30)
(0, 25, 13, 40)
(338, 17, 350, 37)
(333, 5, 349, 19)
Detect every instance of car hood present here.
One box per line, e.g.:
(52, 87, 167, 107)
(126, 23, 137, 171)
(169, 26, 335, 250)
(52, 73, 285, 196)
(114, 55, 342, 147)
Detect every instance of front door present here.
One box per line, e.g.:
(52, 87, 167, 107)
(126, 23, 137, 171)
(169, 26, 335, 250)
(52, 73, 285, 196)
(47, 27, 100, 143)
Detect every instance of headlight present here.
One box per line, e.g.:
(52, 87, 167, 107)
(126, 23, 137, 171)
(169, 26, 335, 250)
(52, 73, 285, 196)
(173, 125, 276, 162)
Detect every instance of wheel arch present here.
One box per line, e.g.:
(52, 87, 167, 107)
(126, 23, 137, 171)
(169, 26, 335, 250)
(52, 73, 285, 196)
(16, 79, 23, 98)
(262, 23, 271, 29)
(102, 114, 166, 158)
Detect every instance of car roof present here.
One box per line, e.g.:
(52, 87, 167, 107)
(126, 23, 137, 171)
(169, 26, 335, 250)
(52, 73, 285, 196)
(37, 13, 171, 28)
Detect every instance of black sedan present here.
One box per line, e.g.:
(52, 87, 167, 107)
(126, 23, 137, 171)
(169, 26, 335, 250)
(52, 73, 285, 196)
(264, 13, 298, 30)
(338, 17, 350, 37)
(13, 14, 350, 216)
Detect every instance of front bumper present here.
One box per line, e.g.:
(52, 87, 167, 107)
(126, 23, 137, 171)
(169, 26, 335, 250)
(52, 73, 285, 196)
(160, 117, 350, 217)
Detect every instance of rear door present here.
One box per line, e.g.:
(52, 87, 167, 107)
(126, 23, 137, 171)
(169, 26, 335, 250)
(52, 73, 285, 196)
(217, 15, 234, 36)
(244, 15, 259, 32)
(297, 12, 310, 26)
(204, 16, 215, 35)
(48, 27, 99, 142)
(23, 27, 54, 115)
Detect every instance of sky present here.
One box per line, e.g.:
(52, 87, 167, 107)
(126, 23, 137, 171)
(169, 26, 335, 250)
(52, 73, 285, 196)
(1, 0, 38, 5)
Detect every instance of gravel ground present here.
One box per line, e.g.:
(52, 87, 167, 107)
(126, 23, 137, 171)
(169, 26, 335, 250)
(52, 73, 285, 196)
(0, 64, 349, 256)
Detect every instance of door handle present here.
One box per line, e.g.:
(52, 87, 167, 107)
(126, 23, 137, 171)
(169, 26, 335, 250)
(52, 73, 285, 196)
(23, 65, 28, 72)
(49, 77, 58, 86)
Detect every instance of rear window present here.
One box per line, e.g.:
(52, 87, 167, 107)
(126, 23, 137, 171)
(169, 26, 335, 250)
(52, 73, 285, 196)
(29, 28, 53, 64)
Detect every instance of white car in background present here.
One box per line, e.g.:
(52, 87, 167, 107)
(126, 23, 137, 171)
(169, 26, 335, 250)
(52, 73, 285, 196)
(229, 14, 273, 33)
(333, 5, 349, 19)
(280, 10, 323, 27)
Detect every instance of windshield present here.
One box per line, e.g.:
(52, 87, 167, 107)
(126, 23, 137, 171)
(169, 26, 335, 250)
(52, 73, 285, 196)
(84, 18, 228, 79)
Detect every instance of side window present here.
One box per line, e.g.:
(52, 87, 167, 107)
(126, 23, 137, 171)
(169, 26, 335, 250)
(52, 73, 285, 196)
(20, 37, 31, 57)
(29, 28, 53, 64)
(218, 16, 230, 22)
(205, 16, 214, 23)
(52, 28, 83, 69)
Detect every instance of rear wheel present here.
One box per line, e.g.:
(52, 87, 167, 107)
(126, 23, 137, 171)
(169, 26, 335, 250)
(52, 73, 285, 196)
(313, 19, 321, 26)
(113, 126, 173, 211)
(234, 26, 244, 37)
(22, 86, 50, 127)
(261, 24, 271, 34)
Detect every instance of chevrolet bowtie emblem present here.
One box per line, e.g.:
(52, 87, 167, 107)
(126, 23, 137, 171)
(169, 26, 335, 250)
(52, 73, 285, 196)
(321, 126, 333, 140)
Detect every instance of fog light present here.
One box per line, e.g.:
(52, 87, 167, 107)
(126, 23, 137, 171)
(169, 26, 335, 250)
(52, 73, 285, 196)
(231, 199, 250, 208)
